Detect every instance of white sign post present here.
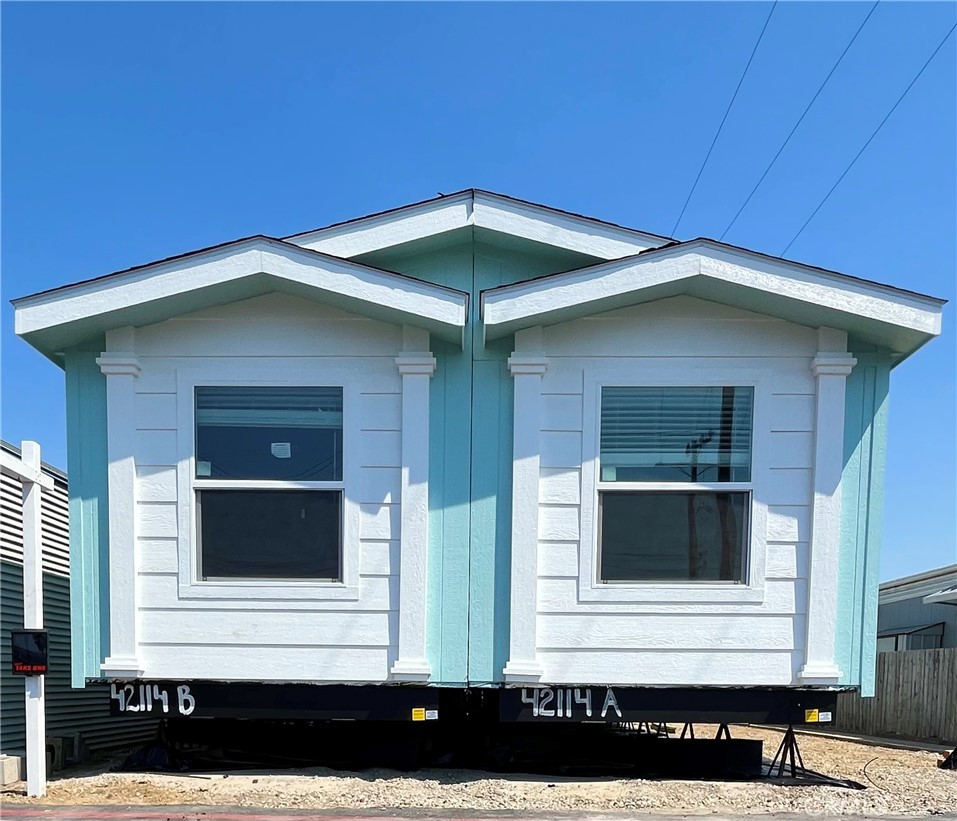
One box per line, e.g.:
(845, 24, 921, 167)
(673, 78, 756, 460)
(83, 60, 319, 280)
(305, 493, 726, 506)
(1, 441, 52, 797)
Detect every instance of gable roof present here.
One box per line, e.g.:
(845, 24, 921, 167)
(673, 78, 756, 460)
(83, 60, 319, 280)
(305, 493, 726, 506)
(11, 190, 945, 365)
(14, 236, 470, 360)
(286, 188, 671, 259)
(480, 238, 945, 361)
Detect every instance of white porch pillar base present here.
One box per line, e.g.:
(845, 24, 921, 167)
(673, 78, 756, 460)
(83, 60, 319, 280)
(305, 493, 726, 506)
(100, 658, 145, 677)
(798, 662, 843, 684)
(502, 339, 548, 684)
(503, 660, 545, 682)
(800, 329, 855, 686)
(390, 659, 433, 680)
(390, 348, 435, 681)
(97, 345, 142, 675)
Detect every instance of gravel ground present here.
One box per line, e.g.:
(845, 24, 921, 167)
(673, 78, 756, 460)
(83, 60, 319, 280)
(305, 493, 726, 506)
(2, 726, 954, 815)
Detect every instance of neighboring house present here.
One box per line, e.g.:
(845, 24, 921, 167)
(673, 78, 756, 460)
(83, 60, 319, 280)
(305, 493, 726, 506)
(11, 190, 945, 723)
(876, 565, 957, 653)
(1, 442, 155, 772)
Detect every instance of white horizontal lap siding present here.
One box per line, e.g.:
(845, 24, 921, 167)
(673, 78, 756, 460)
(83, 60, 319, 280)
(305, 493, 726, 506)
(531, 298, 815, 686)
(535, 650, 799, 686)
(141, 646, 391, 681)
(132, 293, 407, 358)
(130, 298, 403, 682)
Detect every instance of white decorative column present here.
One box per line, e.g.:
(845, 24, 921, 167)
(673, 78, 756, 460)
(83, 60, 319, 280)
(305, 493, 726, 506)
(391, 327, 435, 680)
(97, 327, 143, 677)
(503, 327, 547, 682)
(800, 327, 856, 684)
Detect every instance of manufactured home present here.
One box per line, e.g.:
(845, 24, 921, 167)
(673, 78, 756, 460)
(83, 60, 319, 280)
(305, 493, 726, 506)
(12, 190, 944, 725)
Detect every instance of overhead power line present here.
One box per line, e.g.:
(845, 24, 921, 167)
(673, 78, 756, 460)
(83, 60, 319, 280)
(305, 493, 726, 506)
(670, 1, 778, 237)
(720, 1, 880, 241)
(782, 21, 957, 255)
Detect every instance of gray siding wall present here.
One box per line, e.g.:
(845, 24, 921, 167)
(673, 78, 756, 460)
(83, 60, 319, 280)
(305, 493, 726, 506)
(878, 595, 957, 649)
(1, 462, 156, 757)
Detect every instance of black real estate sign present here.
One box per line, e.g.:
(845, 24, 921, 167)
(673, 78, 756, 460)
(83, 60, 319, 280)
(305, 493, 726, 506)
(10, 629, 48, 676)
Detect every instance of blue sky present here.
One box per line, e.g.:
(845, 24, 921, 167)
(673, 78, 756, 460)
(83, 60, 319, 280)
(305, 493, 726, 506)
(2, 2, 954, 580)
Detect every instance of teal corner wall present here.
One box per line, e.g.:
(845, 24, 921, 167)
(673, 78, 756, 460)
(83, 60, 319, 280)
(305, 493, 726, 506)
(836, 352, 890, 697)
(427, 336, 473, 684)
(360, 235, 594, 685)
(64, 340, 109, 688)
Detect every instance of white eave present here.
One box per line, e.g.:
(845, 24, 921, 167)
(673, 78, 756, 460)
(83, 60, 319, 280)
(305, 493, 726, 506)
(286, 189, 670, 260)
(13, 236, 470, 360)
(880, 564, 957, 605)
(480, 239, 945, 361)
(923, 586, 957, 606)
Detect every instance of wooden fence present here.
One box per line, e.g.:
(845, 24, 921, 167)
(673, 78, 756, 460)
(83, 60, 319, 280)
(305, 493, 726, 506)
(837, 647, 957, 744)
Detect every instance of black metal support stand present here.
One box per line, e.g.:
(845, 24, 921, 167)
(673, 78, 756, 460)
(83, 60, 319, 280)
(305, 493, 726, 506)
(765, 725, 866, 789)
(714, 723, 732, 740)
(767, 725, 804, 777)
(679, 722, 695, 739)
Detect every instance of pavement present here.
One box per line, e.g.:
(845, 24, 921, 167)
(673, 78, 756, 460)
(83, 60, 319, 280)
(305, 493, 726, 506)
(2, 810, 956, 821)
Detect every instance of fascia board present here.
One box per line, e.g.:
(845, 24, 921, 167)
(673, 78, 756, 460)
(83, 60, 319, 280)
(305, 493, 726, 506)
(696, 244, 943, 336)
(289, 194, 474, 256)
(471, 192, 663, 259)
(289, 190, 669, 261)
(258, 246, 468, 331)
(482, 243, 944, 345)
(482, 248, 703, 331)
(14, 238, 468, 346)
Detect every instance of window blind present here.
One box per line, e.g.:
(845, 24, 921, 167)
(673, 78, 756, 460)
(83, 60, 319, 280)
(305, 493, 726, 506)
(195, 386, 343, 429)
(600, 386, 753, 482)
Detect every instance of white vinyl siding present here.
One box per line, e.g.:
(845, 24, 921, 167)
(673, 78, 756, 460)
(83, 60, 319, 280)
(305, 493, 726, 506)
(531, 296, 818, 686)
(129, 294, 405, 682)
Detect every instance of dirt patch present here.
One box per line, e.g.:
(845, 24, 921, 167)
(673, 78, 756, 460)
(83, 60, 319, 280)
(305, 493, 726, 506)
(2, 726, 954, 815)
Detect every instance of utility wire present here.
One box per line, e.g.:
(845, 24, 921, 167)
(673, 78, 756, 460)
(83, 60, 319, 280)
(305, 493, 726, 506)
(720, 1, 880, 241)
(782, 21, 956, 255)
(671, 1, 778, 237)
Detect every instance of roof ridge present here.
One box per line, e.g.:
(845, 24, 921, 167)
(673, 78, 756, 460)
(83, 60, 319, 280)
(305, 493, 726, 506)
(283, 188, 674, 244)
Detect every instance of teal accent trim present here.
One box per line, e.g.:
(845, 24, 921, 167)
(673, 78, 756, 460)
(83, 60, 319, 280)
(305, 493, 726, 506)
(370, 242, 473, 684)
(469, 244, 568, 684)
(467, 358, 513, 683)
(836, 353, 890, 696)
(427, 340, 472, 684)
(64, 339, 109, 688)
(359, 235, 603, 685)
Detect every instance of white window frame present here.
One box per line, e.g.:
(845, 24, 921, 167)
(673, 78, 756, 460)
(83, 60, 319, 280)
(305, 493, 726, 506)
(579, 361, 771, 604)
(175, 364, 361, 601)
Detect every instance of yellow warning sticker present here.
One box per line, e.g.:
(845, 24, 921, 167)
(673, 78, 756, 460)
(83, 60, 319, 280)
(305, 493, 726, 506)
(411, 707, 426, 721)
(805, 709, 819, 723)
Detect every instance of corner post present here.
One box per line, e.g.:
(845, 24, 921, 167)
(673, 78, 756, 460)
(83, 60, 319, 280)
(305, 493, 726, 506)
(391, 327, 435, 680)
(503, 327, 547, 682)
(97, 327, 143, 677)
(801, 327, 856, 684)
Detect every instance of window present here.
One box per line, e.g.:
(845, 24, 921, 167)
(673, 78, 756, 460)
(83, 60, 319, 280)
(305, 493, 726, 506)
(194, 386, 343, 581)
(876, 623, 944, 653)
(598, 386, 753, 583)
